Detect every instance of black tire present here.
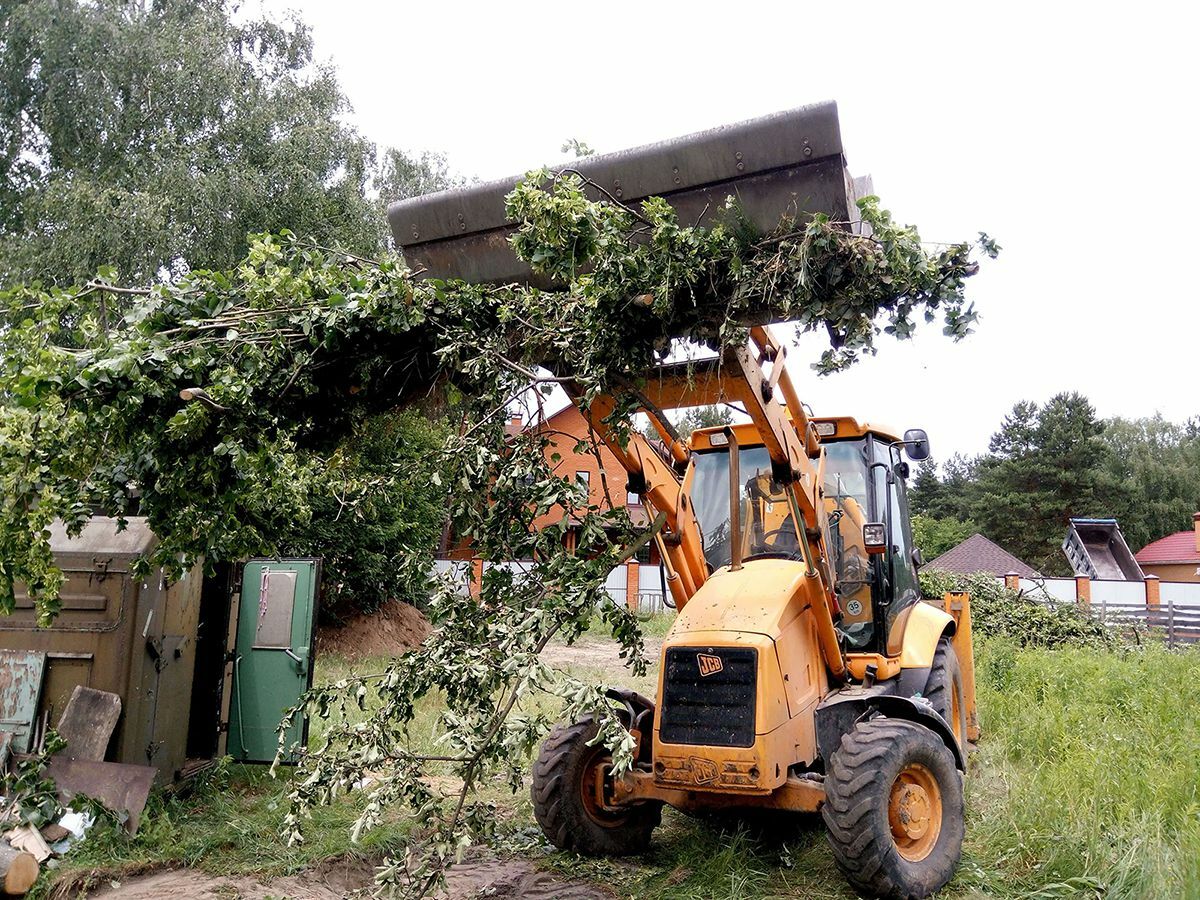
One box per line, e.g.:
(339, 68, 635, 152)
(924, 638, 967, 746)
(823, 718, 964, 900)
(531, 718, 662, 856)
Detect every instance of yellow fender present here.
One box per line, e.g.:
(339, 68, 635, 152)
(896, 593, 981, 744)
(898, 600, 955, 669)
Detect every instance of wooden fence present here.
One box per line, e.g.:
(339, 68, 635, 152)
(1079, 598, 1200, 647)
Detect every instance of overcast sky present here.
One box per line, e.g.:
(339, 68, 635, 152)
(263, 1, 1198, 461)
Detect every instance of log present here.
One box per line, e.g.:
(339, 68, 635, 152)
(0, 842, 38, 896)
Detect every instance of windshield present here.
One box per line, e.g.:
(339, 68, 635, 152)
(822, 440, 876, 649)
(691, 447, 802, 570)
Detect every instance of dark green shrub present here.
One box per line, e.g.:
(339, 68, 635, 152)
(919, 569, 1117, 649)
(284, 409, 448, 622)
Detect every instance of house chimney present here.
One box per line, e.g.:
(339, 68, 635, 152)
(1194, 512, 1200, 555)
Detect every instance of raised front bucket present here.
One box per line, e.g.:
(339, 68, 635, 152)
(387, 100, 865, 286)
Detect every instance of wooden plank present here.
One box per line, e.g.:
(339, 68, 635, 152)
(54, 686, 121, 762)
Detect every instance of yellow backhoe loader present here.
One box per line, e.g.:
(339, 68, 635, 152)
(389, 101, 979, 900)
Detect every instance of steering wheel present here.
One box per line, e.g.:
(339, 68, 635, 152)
(759, 525, 800, 553)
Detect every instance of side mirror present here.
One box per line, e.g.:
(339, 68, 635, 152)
(912, 547, 925, 569)
(904, 428, 931, 461)
(863, 522, 887, 555)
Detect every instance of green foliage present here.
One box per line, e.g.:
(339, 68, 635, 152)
(910, 513, 975, 559)
(914, 402, 1200, 572)
(0, 0, 449, 287)
(1, 731, 67, 828)
(281, 410, 449, 621)
(972, 393, 1117, 574)
(919, 570, 1115, 649)
(908, 455, 978, 522)
(1099, 414, 1200, 551)
(0, 167, 992, 889)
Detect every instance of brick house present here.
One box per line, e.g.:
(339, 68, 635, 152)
(528, 404, 661, 606)
(438, 403, 665, 608)
(1135, 514, 1200, 583)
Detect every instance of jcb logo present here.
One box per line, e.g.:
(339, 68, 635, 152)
(697, 653, 723, 677)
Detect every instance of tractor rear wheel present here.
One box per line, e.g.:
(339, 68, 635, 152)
(924, 638, 967, 746)
(823, 718, 964, 899)
(531, 718, 661, 856)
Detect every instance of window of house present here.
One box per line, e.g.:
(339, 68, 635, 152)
(626, 490, 642, 506)
(576, 471, 590, 492)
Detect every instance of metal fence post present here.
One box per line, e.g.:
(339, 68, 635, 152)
(1168, 599, 1176, 650)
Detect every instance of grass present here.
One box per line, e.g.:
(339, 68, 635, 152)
(957, 639, 1200, 899)
(34, 616, 1200, 900)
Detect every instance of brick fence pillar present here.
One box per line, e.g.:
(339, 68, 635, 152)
(1075, 574, 1091, 607)
(625, 561, 640, 612)
(1144, 574, 1161, 609)
(469, 557, 484, 600)
(1003, 571, 1021, 592)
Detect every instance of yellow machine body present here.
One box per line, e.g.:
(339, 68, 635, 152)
(615, 415, 979, 814)
(640, 561, 972, 810)
(653, 559, 828, 796)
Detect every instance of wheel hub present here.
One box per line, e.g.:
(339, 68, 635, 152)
(888, 763, 942, 861)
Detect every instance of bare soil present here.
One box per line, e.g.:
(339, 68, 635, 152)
(81, 851, 610, 899)
(316, 600, 432, 660)
(541, 636, 663, 671)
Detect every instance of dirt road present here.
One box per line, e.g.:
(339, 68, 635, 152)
(83, 851, 611, 899)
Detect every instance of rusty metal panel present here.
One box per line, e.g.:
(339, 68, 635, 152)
(145, 565, 204, 782)
(44, 757, 156, 833)
(40, 654, 94, 730)
(0, 649, 47, 753)
(389, 100, 859, 286)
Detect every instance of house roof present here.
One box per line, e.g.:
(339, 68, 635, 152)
(1135, 530, 1200, 565)
(925, 533, 1039, 578)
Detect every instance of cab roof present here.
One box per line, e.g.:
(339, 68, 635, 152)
(689, 416, 903, 452)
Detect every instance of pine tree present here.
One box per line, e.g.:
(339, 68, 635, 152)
(972, 393, 1118, 574)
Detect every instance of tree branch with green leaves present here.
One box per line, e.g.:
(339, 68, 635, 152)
(0, 169, 995, 892)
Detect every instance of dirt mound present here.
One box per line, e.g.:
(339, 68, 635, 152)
(317, 600, 432, 660)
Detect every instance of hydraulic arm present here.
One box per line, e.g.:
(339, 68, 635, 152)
(565, 326, 846, 678)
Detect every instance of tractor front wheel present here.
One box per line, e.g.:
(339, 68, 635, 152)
(925, 638, 967, 746)
(823, 718, 964, 899)
(531, 718, 661, 856)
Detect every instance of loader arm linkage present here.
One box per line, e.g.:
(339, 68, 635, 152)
(565, 326, 846, 679)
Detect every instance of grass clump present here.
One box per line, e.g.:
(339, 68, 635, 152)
(32, 759, 409, 899)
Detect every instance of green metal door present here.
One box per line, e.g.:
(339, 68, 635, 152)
(228, 559, 319, 763)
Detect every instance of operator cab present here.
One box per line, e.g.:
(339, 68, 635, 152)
(687, 417, 930, 655)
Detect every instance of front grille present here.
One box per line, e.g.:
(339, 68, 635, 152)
(660, 647, 757, 748)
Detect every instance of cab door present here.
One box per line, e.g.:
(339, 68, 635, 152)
(227, 559, 319, 763)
